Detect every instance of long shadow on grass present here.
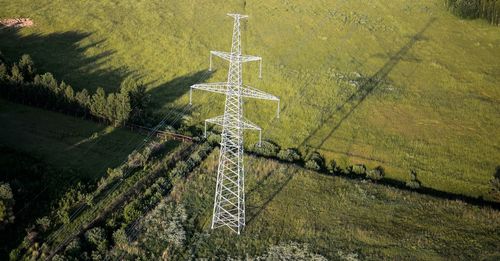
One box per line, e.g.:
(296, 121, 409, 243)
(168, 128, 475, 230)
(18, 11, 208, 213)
(299, 18, 436, 150)
(0, 28, 130, 92)
(0, 28, 205, 257)
(144, 70, 214, 129)
(246, 174, 294, 226)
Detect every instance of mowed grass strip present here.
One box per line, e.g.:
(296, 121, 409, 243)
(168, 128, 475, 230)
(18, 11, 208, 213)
(0, 99, 145, 180)
(173, 151, 500, 260)
(0, 0, 499, 198)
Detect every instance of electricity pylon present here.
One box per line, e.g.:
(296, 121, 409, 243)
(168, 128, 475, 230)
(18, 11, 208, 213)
(189, 13, 280, 234)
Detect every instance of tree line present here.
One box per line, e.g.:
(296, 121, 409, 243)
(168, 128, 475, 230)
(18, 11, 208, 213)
(446, 0, 500, 25)
(0, 51, 150, 127)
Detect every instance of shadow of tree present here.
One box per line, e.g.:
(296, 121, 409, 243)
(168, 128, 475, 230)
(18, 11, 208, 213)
(0, 28, 129, 92)
(147, 69, 214, 108)
(0, 28, 214, 258)
(300, 18, 436, 151)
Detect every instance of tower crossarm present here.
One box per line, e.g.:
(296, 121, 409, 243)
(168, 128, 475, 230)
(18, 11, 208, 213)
(190, 82, 227, 104)
(211, 51, 262, 63)
(242, 85, 279, 101)
(191, 82, 227, 94)
(204, 115, 262, 144)
(242, 85, 281, 118)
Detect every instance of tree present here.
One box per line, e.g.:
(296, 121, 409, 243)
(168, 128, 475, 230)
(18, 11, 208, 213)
(123, 201, 142, 223)
(18, 54, 35, 81)
(114, 93, 131, 127)
(63, 83, 75, 103)
(0, 63, 7, 82)
(90, 87, 107, 120)
(105, 93, 117, 124)
(84, 227, 108, 252)
(9, 64, 24, 84)
(0, 182, 15, 228)
(75, 89, 91, 116)
(36, 72, 58, 90)
(121, 78, 150, 123)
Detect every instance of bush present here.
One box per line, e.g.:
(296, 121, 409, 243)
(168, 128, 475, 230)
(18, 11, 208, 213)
(84, 227, 108, 252)
(127, 150, 147, 168)
(9, 249, 21, 261)
(0, 182, 14, 227)
(348, 164, 367, 177)
(253, 140, 281, 157)
(277, 148, 302, 162)
(305, 160, 321, 171)
(190, 152, 202, 164)
(406, 170, 421, 189)
(123, 201, 142, 224)
(328, 159, 342, 174)
(36, 216, 51, 232)
(366, 166, 385, 181)
(305, 152, 326, 171)
(141, 202, 187, 258)
(64, 238, 82, 257)
(144, 141, 164, 159)
(206, 132, 220, 146)
(171, 161, 190, 177)
(112, 228, 128, 246)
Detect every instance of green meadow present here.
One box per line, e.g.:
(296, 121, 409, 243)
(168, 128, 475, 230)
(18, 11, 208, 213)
(1, 0, 499, 200)
(172, 150, 500, 260)
(0, 99, 144, 180)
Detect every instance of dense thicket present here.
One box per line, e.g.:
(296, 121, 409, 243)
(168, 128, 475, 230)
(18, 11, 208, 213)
(446, 0, 500, 25)
(0, 52, 150, 127)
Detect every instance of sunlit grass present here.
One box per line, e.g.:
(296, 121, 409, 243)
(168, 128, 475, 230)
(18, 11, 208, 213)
(0, 0, 498, 199)
(174, 151, 500, 259)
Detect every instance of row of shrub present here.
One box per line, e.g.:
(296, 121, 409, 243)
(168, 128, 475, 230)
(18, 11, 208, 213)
(251, 140, 422, 189)
(446, 0, 500, 25)
(45, 141, 214, 260)
(9, 135, 188, 260)
(0, 52, 151, 127)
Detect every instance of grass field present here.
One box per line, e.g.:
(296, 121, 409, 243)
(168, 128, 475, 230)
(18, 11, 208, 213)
(0, 99, 158, 258)
(172, 150, 500, 260)
(0, 99, 145, 180)
(1, 0, 499, 200)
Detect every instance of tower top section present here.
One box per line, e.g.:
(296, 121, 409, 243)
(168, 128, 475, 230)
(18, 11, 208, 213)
(227, 13, 249, 19)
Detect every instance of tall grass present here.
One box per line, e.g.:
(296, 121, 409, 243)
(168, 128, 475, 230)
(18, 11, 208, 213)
(446, 0, 500, 25)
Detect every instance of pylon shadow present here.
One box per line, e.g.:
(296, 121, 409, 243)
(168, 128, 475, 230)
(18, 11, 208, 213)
(246, 173, 293, 226)
(299, 18, 436, 150)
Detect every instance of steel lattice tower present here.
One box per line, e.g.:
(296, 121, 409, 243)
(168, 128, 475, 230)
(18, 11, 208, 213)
(189, 13, 280, 234)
